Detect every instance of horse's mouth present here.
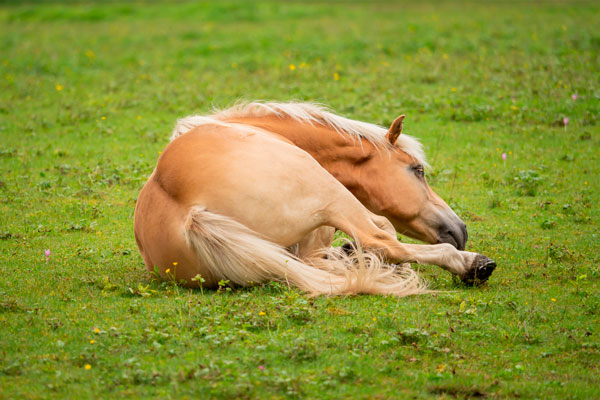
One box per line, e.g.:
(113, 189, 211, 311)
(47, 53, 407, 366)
(437, 223, 467, 251)
(437, 234, 465, 251)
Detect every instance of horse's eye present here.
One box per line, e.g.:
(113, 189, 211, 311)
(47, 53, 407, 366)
(412, 165, 425, 178)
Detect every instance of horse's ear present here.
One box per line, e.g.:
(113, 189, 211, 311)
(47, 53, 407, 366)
(385, 115, 405, 145)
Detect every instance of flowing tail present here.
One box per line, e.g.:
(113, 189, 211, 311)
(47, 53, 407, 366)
(184, 206, 426, 297)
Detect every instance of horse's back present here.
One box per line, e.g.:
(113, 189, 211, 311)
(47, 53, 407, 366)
(154, 123, 300, 203)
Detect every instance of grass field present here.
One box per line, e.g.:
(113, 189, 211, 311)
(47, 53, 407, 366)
(1, 1, 599, 398)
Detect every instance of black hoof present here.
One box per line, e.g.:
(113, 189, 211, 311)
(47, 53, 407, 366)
(461, 255, 497, 286)
(341, 241, 357, 255)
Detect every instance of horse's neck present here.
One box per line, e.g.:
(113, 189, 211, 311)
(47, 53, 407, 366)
(225, 115, 372, 166)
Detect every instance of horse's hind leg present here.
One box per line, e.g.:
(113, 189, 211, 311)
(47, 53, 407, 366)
(291, 226, 336, 259)
(323, 195, 496, 285)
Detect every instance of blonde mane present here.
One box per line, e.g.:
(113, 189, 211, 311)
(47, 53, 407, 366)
(172, 101, 428, 167)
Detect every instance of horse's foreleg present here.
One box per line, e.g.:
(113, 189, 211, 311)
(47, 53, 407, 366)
(326, 199, 496, 285)
(392, 243, 496, 285)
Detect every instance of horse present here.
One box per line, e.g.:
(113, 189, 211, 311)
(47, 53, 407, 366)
(134, 102, 496, 296)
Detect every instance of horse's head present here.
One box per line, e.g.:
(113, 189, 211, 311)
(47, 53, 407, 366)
(355, 115, 468, 250)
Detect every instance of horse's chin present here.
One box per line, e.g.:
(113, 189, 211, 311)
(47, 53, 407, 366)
(389, 213, 467, 251)
(437, 235, 463, 251)
(403, 231, 466, 251)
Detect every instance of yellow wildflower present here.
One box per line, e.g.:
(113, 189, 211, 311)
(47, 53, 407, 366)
(172, 262, 178, 266)
(165, 268, 171, 274)
(84, 364, 92, 370)
(93, 327, 100, 333)
(289, 64, 296, 71)
(258, 312, 266, 316)
(333, 72, 339, 81)
(55, 84, 63, 91)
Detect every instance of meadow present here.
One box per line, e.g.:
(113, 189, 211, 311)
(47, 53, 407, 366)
(0, 1, 599, 398)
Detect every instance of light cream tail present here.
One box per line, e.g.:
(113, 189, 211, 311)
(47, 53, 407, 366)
(184, 206, 426, 297)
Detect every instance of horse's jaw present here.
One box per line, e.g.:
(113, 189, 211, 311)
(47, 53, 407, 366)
(387, 205, 468, 251)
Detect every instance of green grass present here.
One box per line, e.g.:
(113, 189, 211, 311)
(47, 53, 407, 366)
(1, 1, 599, 398)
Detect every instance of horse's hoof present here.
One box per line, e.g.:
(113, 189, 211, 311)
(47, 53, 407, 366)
(341, 241, 357, 255)
(461, 255, 496, 286)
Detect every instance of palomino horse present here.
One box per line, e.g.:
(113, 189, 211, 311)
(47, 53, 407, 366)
(134, 102, 496, 296)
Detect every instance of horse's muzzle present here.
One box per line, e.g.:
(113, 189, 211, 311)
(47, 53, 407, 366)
(437, 221, 468, 251)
